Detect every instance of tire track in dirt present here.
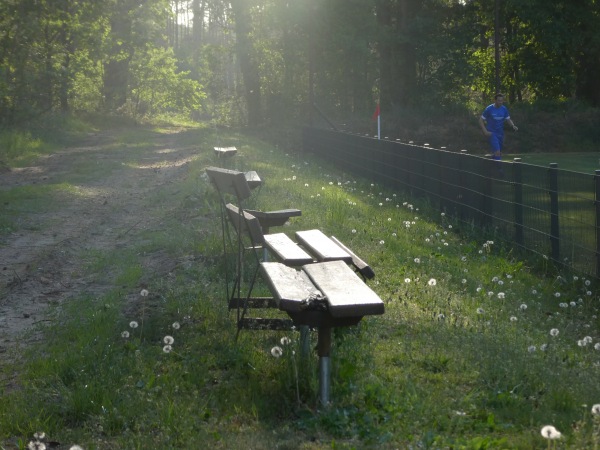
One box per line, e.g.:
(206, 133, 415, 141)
(0, 129, 201, 377)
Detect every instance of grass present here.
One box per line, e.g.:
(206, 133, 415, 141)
(511, 152, 600, 173)
(1, 121, 600, 449)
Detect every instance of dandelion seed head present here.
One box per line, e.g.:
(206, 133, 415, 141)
(140, 289, 149, 297)
(585, 279, 591, 286)
(379, 240, 385, 245)
(477, 307, 484, 314)
(121, 331, 130, 338)
(163, 335, 174, 345)
(497, 292, 505, 299)
(414, 258, 421, 264)
(540, 425, 561, 439)
(404, 278, 411, 283)
(510, 316, 517, 322)
(27, 442, 46, 450)
(528, 345, 536, 352)
(271, 346, 283, 358)
(33, 432, 45, 440)
(280, 337, 291, 346)
(540, 343, 548, 351)
(532, 289, 538, 295)
(129, 321, 138, 329)
(584, 336, 593, 344)
(163, 344, 173, 353)
(172, 321, 181, 330)
(550, 328, 559, 337)
(592, 404, 600, 415)
(595, 343, 600, 350)
(520, 304, 527, 311)
(428, 278, 437, 286)
(554, 292, 561, 298)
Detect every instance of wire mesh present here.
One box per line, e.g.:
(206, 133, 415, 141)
(303, 127, 600, 278)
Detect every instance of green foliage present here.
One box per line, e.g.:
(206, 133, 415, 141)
(128, 47, 206, 118)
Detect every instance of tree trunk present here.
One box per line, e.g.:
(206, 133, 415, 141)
(231, 0, 262, 127)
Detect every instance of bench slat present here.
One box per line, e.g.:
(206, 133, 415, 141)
(295, 229, 352, 262)
(329, 236, 375, 280)
(260, 262, 322, 313)
(303, 260, 384, 318)
(264, 233, 314, 266)
(246, 208, 301, 233)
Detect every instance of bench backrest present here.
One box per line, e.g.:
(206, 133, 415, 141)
(206, 166, 252, 201)
(225, 203, 265, 246)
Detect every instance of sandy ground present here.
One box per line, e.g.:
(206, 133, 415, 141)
(0, 128, 201, 382)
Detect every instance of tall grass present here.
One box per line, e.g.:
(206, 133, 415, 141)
(1, 123, 600, 449)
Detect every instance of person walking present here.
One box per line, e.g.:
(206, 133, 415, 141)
(479, 93, 518, 161)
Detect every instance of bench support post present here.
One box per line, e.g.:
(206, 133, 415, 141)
(317, 326, 332, 406)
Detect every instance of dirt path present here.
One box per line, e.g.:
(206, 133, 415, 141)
(0, 128, 200, 368)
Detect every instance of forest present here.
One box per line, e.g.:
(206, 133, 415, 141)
(1, 0, 599, 133)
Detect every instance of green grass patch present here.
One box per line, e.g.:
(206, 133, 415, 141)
(1, 121, 600, 449)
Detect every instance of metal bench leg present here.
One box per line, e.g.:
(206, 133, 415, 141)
(317, 326, 332, 406)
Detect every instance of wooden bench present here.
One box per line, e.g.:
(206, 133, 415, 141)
(260, 260, 384, 404)
(214, 146, 238, 158)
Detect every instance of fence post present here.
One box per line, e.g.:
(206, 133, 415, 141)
(459, 150, 468, 221)
(481, 156, 493, 226)
(595, 170, 600, 277)
(513, 158, 524, 247)
(548, 163, 560, 261)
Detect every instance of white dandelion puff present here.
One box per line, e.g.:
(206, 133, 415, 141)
(280, 336, 291, 346)
(550, 328, 559, 337)
(520, 304, 528, 311)
(121, 331, 130, 338)
(592, 404, 600, 415)
(428, 278, 437, 286)
(172, 321, 181, 330)
(528, 345, 536, 352)
(163, 345, 173, 353)
(540, 425, 561, 439)
(140, 289, 149, 297)
(271, 346, 283, 358)
(129, 321, 138, 329)
(163, 335, 174, 345)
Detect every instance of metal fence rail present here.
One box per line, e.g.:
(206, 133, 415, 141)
(303, 127, 600, 278)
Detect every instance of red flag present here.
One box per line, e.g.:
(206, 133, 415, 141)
(372, 103, 380, 121)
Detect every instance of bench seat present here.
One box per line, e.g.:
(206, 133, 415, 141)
(214, 146, 238, 157)
(260, 260, 384, 319)
(303, 260, 384, 317)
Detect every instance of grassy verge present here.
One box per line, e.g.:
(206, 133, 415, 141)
(1, 123, 600, 449)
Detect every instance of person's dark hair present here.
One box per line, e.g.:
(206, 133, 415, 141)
(494, 93, 504, 99)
